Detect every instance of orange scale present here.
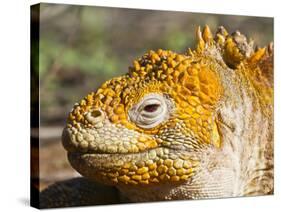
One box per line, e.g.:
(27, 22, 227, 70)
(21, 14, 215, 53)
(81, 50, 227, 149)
(179, 113, 191, 120)
(184, 106, 195, 115)
(187, 67, 199, 76)
(180, 100, 189, 108)
(113, 105, 124, 115)
(180, 84, 192, 94)
(200, 84, 210, 95)
(110, 115, 119, 123)
(198, 72, 209, 84)
(189, 118, 197, 127)
(187, 96, 200, 107)
(191, 112, 201, 120)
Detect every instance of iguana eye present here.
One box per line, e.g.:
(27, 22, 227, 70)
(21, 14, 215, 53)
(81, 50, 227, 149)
(128, 93, 174, 129)
(143, 104, 160, 113)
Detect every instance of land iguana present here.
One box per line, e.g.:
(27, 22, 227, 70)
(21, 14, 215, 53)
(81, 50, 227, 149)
(40, 26, 273, 208)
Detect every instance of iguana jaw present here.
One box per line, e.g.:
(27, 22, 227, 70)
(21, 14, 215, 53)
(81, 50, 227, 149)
(62, 122, 201, 186)
(66, 145, 238, 201)
(67, 147, 195, 186)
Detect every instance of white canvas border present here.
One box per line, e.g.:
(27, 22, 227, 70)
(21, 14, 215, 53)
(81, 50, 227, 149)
(0, 0, 280, 211)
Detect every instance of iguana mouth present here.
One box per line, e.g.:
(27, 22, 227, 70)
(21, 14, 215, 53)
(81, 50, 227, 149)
(67, 146, 164, 166)
(69, 146, 161, 155)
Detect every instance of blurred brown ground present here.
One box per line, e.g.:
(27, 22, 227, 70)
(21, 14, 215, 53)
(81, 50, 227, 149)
(38, 127, 80, 190)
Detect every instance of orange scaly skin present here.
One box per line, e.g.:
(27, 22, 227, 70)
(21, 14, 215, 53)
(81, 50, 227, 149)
(41, 26, 273, 207)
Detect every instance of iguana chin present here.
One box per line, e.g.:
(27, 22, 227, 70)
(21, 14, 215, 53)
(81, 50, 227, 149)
(41, 25, 273, 207)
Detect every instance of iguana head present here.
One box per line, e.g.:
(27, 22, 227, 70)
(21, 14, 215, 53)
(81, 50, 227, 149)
(62, 26, 273, 199)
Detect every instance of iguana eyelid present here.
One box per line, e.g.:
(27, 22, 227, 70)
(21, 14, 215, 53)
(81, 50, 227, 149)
(128, 93, 174, 129)
(138, 98, 162, 112)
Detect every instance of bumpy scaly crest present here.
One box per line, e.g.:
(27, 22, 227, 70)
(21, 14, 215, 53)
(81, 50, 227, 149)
(194, 25, 273, 71)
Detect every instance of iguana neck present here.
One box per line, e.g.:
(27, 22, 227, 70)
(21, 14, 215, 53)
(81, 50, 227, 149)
(217, 59, 273, 196)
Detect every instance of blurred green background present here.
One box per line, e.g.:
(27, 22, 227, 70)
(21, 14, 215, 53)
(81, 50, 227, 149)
(34, 3, 273, 189)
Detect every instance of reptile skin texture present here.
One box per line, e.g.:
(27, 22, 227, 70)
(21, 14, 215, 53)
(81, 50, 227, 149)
(40, 26, 273, 208)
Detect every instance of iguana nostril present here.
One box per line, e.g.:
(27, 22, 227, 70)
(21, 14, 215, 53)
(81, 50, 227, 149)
(85, 109, 105, 125)
(91, 109, 103, 118)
